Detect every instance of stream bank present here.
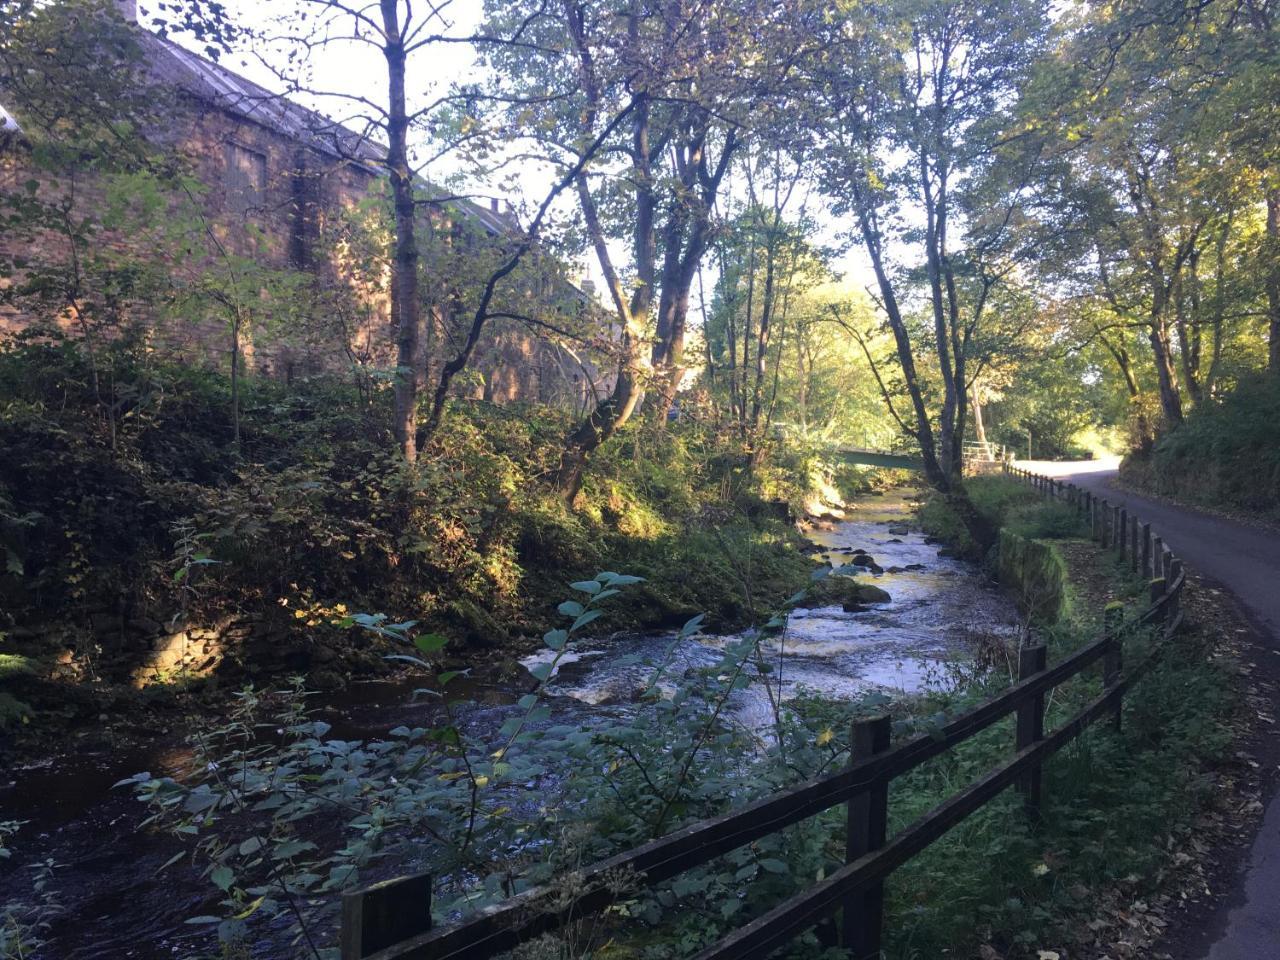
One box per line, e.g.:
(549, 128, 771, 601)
(0, 488, 1022, 960)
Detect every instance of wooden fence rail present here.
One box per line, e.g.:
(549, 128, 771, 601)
(340, 466, 1187, 960)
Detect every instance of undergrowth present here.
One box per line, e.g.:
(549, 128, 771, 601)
(0, 337, 823, 705)
(1121, 373, 1280, 519)
(23, 488, 1223, 960)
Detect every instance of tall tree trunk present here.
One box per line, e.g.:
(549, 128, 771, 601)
(971, 382, 987, 450)
(1173, 262, 1203, 404)
(555, 117, 654, 500)
(1267, 186, 1280, 374)
(230, 310, 241, 448)
(1148, 314, 1184, 427)
(555, 334, 645, 500)
(382, 1, 421, 462)
(1205, 214, 1230, 396)
(749, 223, 779, 432)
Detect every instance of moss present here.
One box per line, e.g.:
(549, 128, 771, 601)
(0, 653, 36, 681)
(1123, 373, 1280, 518)
(0, 691, 32, 728)
(997, 530, 1068, 623)
(796, 574, 891, 609)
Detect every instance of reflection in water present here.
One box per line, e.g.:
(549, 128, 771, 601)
(0, 491, 1019, 959)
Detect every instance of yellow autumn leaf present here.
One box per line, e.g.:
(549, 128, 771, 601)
(817, 728, 834, 746)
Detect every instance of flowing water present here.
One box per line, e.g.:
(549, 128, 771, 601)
(0, 490, 1020, 959)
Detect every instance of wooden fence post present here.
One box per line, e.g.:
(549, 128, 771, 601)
(1149, 577, 1167, 623)
(1129, 517, 1140, 573)
(1168, 558, 1183, 624)
(1100, 500, 1110, 547)
(1140, 523, 1152, 579)
(1117, 509, 1127, 560)
(1152, 536, 1163, 579)
(1016, 645, 1048, 819)
(1103, 605, 1124, 732)
(341, 873, 433, 960)
(845, 715, 891, 960)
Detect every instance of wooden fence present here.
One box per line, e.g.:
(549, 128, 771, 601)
(340, 467, 1187, 960)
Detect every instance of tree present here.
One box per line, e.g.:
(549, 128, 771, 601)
(174, 0, 623, 461)
(805, 0, 1048, 544)
(0, 0, 180, 449)
(1010, 0, 1273, 435)
(703, 153, 833, 442)
(484, 0, 816, 498)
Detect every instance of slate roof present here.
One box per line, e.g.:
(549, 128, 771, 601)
(137, 32, 517, 235)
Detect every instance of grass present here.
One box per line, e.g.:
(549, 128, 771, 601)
(843, 481, 1239, 958)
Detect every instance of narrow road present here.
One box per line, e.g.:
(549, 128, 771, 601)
(1015, 458, 1280, 960)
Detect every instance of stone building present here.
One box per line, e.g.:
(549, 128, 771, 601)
(0, 0, 606, 410)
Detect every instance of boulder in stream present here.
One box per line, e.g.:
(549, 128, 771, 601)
(796, 576, 891, 609)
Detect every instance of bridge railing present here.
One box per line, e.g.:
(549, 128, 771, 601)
(962, 439, 1006, 462)
(339, 467, 1187, 960)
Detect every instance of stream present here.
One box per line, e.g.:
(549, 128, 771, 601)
(0, 490, 1021, 959)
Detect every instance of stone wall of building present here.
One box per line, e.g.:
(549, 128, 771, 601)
(0, 70, 605, 409)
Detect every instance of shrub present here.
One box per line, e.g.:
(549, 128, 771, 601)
(1124, 374, 1280, 516)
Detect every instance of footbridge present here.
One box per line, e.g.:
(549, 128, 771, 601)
(834, 446, 925, 471)
(833, 440, 1007, 474)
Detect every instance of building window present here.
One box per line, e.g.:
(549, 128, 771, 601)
(224, 141, 266, 215)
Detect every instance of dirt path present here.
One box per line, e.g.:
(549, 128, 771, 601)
(1016, 458, 1280, 960)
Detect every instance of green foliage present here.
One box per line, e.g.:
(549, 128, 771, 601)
(998, 532, 1068, 623)
(0, 341, 814, 692)
(1, 820, 60, 959)
(1124, 373, 1280, 517)
(103, 551, 1237, 960)
(113, 574, 870, 958)
(875, 616, 1235, 959)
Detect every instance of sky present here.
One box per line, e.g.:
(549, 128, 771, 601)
(146, 0, 880, 299)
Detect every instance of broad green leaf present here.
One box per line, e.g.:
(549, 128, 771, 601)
(413, 633, 448, 654)
(571, 609, 603, 631)
(529, 663, 553, 681)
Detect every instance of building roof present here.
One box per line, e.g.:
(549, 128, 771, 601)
(137, 31, 518, 235)
(143, 33, 386, 172)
